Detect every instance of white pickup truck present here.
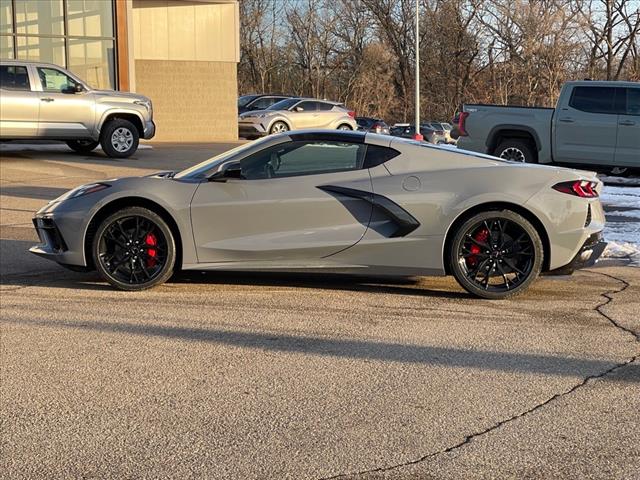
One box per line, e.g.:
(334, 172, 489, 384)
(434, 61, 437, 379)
(455, 80, 639, 174)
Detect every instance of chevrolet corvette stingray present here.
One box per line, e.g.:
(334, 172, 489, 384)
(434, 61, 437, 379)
(31, 130, 607, 299)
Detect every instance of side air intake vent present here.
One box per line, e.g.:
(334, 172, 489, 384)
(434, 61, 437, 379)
(585, 204, 592, 227)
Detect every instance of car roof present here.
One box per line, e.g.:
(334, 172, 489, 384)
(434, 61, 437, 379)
(565, 80, 639, 88)
(0, 59, 63, 69)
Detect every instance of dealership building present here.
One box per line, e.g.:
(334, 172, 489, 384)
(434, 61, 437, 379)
(0, 0, 239, 141)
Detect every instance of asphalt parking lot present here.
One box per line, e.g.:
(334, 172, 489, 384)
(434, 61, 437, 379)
(1, 143, 639, 479)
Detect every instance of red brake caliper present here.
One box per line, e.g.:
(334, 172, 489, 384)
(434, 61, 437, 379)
(145, 233, 158, 268)
(466, 228, 489, 267)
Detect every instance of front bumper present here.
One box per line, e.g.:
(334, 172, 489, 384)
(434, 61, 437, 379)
(143, 120, 156, 140)
(238, 123, 268, 138)
(549, 231, 607, 273)
(30, 212, 88, 267)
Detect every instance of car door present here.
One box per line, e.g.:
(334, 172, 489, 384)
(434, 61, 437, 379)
(190, 137, 373, 263)
(288, 101, 320, 129)
(614, 86, 640, 167)
(553, 85, 618, 165)
(34, 66, 94, 138)
(0, 64, 39, 137)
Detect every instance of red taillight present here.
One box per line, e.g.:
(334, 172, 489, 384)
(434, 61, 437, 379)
(348, 110, 356, 118)
(457, 111, 469, 136)
(552, 180, 599, 198)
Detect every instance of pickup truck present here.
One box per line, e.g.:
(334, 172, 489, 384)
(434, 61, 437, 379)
(455, 80, 639, 173)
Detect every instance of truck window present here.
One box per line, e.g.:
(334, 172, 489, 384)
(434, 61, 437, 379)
(569, 86, 617, 114)
(0, 65, 30, 91)
(627, 88, 640, 116)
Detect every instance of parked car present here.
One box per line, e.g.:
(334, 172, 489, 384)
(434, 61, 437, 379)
(238, 98, 357, 139)
(423, 122, 448, 144)
(427, 121, 455, 144)
(356, 117, 390, 135)
(0, 60, 155, 158)
(31, 130, 606, 299)
(454, 80, 639, 174)
(390, 123, 438, 144)
(238, 94, 292, 114)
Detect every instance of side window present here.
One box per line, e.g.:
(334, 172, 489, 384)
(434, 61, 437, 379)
(317, 102, 334, 111)
(251, 97, 277, 109)
(37, 67, 79, 92)
(626, 88, 640, 116)
(0, 65, 31, 91)
(364, 145, 401, 168)
(569, 86, 617, 114)
(295, 101, 318, 112)
(240, 140, 366, 180)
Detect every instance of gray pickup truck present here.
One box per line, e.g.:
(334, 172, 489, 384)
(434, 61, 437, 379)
(0, 60, 155, 158)
(455, 80, 639, 174)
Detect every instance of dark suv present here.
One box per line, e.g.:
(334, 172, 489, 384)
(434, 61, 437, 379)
(238, 94, 292, 114)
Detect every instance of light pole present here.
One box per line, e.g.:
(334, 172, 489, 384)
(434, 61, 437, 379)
(413, 0, 423, 141)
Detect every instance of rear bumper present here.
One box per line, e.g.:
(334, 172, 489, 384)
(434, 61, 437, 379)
(549, 231, 607, 273)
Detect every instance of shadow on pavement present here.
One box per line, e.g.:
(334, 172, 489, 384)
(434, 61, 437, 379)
(5, 315, 638, 382)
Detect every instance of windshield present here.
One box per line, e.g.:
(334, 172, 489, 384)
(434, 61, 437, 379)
(268, 98, 299, 111)
(238, 95, 259, 108)
(174, 141, 264, 179)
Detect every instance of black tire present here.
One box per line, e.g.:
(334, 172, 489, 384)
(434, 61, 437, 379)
(92, 207, 176, 291)
(495, 139, 536, 163)
(99, 119, 139, 158)
(337, 124, 353, 131)
(269, 121, 289, 135)
(449, 210, 543, 299)
(66, 139, 99, 154)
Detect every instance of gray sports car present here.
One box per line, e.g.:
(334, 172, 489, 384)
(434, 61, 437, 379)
(30, 131, 607, 299)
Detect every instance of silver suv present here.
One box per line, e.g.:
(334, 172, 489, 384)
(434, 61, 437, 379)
(0, 60, 155, 158)
(238, 98, 357, 139)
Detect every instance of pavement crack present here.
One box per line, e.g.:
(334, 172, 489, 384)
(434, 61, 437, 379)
(319, 270, 638, 480)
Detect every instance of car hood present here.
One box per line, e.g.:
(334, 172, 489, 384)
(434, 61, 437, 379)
(91, 89, 150, 102)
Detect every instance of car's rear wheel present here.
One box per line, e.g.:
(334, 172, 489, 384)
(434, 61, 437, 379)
(269, 121, 289, 134)
(100, 119, 139, 158)
(92, 207, 175, 291)
(66, 139, 99, 154)
(495, 139, 536, 163)
(337, 124, 352, 130)
(449, 210, 543, 299)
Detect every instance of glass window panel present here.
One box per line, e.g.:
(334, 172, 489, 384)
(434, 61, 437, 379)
(0, 65, 30, 90)
(16, 35, 65, 66)
(0, 0, 12, 34)
(67, 0, 114, 38)
(68, 38, 115, 89)
(14, 0, 64, 36)
(0, 34, 13, 58)
(36, 66, 80, 92)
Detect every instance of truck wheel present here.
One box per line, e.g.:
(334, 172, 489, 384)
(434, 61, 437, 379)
(66, 140, 99, 154)
(100, 119, 139, 158)
(495, 139, 536, 163)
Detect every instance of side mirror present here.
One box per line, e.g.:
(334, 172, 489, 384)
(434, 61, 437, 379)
(62, 84, 83, 94)
(294, 106, 304, 112)
(209, 161, 243, 182)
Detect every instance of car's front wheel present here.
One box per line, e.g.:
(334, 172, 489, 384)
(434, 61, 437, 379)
(449, 210, 543, 299)
(92, 207, 176, 291)
(100, 119, 139, 158)
(66, 139, 99, 154)
(269, 121, 289, 134)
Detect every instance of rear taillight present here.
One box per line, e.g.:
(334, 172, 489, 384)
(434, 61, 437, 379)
(348, 110, 356, 118)
(457, 111, 469, 136)
(552, 180, 599, 198)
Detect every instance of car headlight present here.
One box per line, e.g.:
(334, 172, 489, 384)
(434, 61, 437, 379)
(134, 99, 152, 113)
(64, 183, 111, 200)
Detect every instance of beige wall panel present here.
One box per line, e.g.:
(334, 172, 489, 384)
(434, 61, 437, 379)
(135, 59, 238, 142)
(132, 0, 239, 62)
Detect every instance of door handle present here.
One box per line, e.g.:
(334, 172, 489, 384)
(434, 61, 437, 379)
(559, 117, 574, 123)
(619, 120, 636, 126)
(41, 98, 54, 102)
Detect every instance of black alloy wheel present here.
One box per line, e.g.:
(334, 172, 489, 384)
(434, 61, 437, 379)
(93, 207, 176, 290)
(450, 210, 543, 299)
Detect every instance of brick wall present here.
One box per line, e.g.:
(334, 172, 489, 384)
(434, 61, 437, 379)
(134, 59, 238, 142)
